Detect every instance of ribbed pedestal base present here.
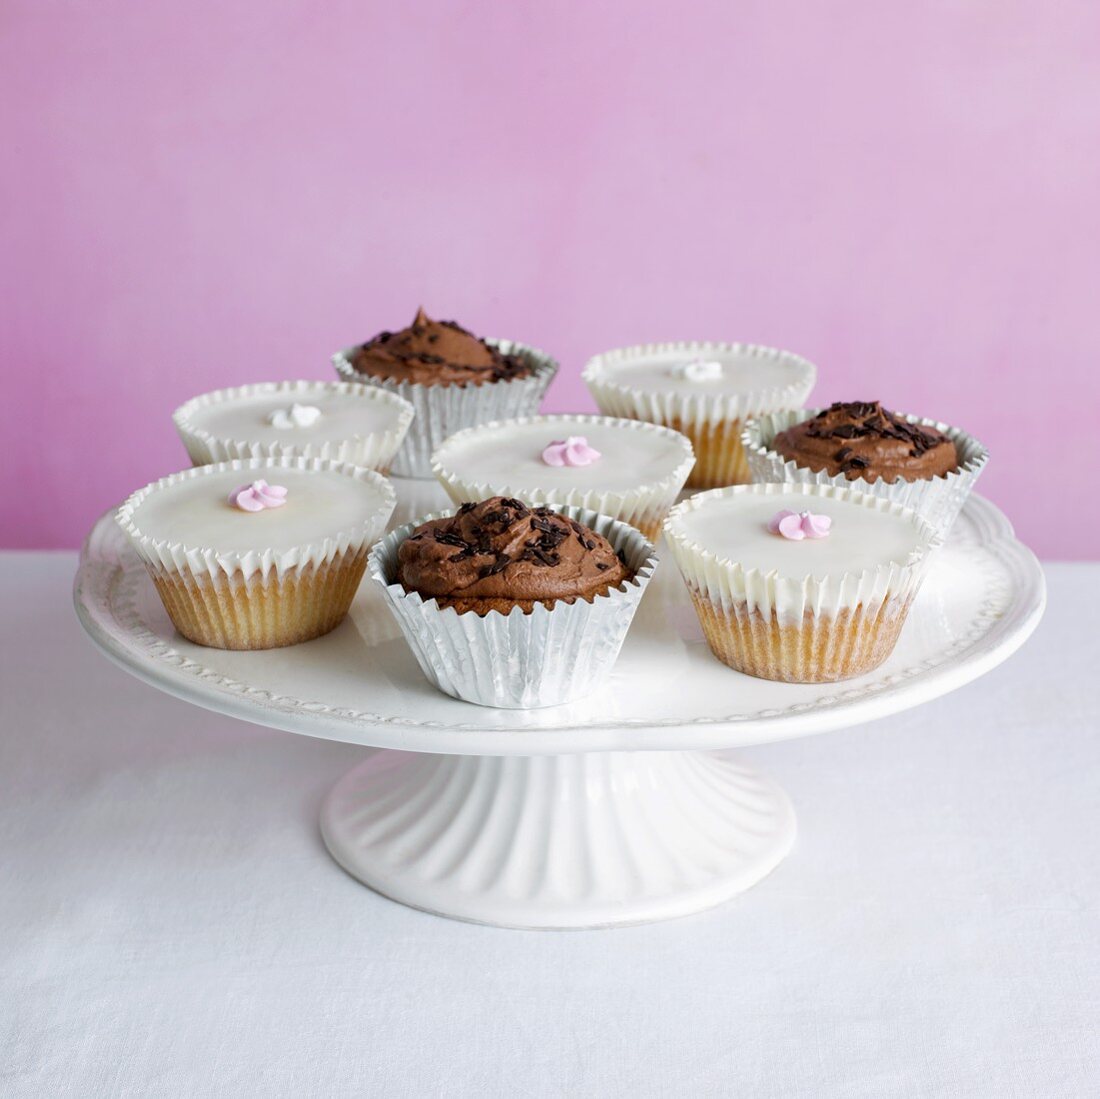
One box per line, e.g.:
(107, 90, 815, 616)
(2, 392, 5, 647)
(320, 749, 796, 929)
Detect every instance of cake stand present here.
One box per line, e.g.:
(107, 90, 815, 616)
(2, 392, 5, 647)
(73, 480, 1045, 929)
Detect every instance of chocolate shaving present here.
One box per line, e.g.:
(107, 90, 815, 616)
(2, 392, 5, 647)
(477, 552, 511, 579)
(433, 530, 469, 549)
(828, 423, 860, 439)
(472, 525, 492, 556)
(522, 546, 560, 567)
(530, 517, 567, 546)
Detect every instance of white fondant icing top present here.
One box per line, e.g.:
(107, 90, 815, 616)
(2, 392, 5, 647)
(435, 417, 692, 493)
(187, 390, 404, 446)
(666, 489, 925, 579)
(128, 466, 391, 556)
(601, 348, 814, 396)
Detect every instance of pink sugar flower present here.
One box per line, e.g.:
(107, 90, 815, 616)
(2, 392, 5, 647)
(767, 508, 832, 541)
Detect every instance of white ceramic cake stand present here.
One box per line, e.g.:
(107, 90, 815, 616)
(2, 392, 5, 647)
(74, 480, 1044, 929)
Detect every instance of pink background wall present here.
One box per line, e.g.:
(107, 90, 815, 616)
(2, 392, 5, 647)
(3, 2, 1098, 557)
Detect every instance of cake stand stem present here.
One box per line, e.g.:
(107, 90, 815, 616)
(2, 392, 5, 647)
(320, 749, 796, 929)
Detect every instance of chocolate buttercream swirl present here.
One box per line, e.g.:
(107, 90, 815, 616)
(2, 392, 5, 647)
(773, 401, 959, 483)
(397, 497, 630, 614)
(350, 308, 534, 387)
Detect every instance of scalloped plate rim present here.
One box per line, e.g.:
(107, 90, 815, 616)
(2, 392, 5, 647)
(72, 493, 1045, 756)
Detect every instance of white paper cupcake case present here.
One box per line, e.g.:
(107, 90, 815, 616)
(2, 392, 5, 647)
(430, 415, 695, 538)
(741, 409, 988, 536)
(582, 340, 817, 428)
(334, 338, 558, 478)
(663, 483, 942, 627)
(172, 381, 414, 471)
(368, 505, 658, 709)
(116, 456, 397, 581)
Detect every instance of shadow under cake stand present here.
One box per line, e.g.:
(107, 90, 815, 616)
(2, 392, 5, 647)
(74, 479, 1045, 929)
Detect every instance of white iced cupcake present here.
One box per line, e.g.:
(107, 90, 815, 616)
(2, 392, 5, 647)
(431, 414, 695, 541)
(116, 457, 396, 650)
(172, 381, 414, 472)
(334, 308, 557, 478)
(583, 341, 816, 489)
(664, 483, 940, 683)
(368, 497, 658, 708)
(741, 402, 988, 536)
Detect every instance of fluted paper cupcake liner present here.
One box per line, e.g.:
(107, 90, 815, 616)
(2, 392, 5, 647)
(664, 483, 941, 682)
(688, 593, 915, 683)
(148, 551, 369, 650)
(172, 381, 414, 471)
(741, 409, 988, 536)
(583, 341, 816, 489)
(334, 338, 558, 478)
(368, 505, 658, 708)
(430, 415, 695, 541)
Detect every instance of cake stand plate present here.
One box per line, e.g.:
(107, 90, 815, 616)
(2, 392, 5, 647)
(74, 481, 1044, 928)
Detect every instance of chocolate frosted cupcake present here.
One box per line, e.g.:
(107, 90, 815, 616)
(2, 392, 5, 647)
(773, 401, 958, 481)
(349, 308, 534, 386)
(742, 402, 988, 536)
(397, 497, 630, 615)
(334, 308, 557, 478)
(369, 497, 658, 708)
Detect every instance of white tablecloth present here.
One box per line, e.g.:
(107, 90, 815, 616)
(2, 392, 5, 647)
(2, 553, 1095, 1098)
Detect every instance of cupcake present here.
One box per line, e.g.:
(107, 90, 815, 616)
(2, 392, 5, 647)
(583, 341, 816, 490)
(742, 401, 988, 535)
(368, 496, 658, 708)
(172, 381, 414, 472)
(430, 414, 695, 541)
(116, 457, 396, 650)
(664, 483, 940, 683)
(333, 308, 557, 478)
